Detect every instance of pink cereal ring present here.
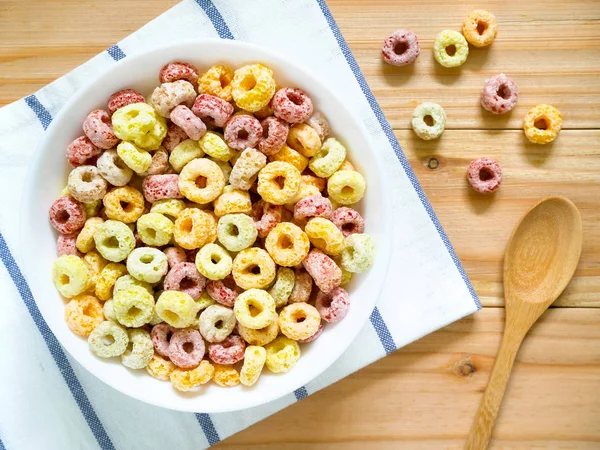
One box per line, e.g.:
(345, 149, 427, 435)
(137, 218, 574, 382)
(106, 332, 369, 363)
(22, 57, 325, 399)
(208, 334, 246, 365)
(305, 111, 330, 143)
(142, 174, 183, 203)
(57, 232, 79, 256)
(162, 123, 188, 152)
(252, 200, 283, 238)
(224, 114, 262, 150)
(315, 287, 350, 323)
(146, 149, 169, 176)
(330, 207, 365, 237)
(159, 62, 200, 85)
(151, 323, 176, 357)
(294, 195, 333, 221)
(381, 30, 420, 67)
(168, 328, 206, 369)
(302, 249, 342, 294)
(66, 136, 102, 168)
(164, 262, 207, 300)
(272, 88, 313, 124)
(192, 94, 234, 128)
(206, 275, 241, 308)
(297, 323, 324, 343)
(83, 109, 119, 150)
(107, 89, 145, 116)
(164, 246, 187, 268)
(481, 73, 519, 115)
(49, 196, 87, 234)
(258, 116, 289, 156)
(467, 157, 503, 194)
(170, 105, 207, 141)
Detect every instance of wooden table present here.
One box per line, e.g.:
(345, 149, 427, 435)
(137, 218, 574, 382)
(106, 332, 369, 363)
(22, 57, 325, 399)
(2, 0, 599, 447)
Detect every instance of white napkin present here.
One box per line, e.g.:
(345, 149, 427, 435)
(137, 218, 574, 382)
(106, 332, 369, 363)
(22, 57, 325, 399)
(0, 0, 480, 448)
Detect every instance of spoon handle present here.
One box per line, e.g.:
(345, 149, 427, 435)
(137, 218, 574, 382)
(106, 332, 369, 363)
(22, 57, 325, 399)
(464, 331, 524, 450)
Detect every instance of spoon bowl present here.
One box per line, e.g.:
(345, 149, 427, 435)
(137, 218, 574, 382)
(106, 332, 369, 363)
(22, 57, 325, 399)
(465, 197, 582, 449)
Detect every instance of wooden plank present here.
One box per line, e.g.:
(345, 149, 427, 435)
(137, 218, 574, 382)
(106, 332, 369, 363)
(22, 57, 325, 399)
(396, 129, 600, 307)
(217, 308, 600, 449)
(329, 0, 600, 130)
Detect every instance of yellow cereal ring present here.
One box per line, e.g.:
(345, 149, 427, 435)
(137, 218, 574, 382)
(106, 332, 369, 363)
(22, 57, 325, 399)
(257, 161, 301, 205)
(170, 360, 215, 392)
(95, 262, 127, 301)
(198, 131, 234, 162)
(337, 159, 355, 172)
(213, 186, 252, 218)
(82, 250, 108, 295)
(155, 290, 198, 328)
(169, 139, 205, 173)
(327, 170, 366, 205)
(173, 208, 217, 249)
(52, 255, 91, 298)
(265, 222, 310, 267)
(305, 217, 345, 256)
(103, 186, 145, 223)
(103, 299, 116, 322)
(64, 294, 104, 337)
(237, 320, 279, 346)
(265, 336, 300, 373)
(287, 123, 321, 158)
(113, 274, 153, 296)
(137, 212, 174, 246)
(212, 364, 240, 387)
(113, 285, 155, 328)
(75, 217, 104, 253)
(232, 247, 276, 290)
(146, 354, 176, 381)
(179, 158, 225, 204)
(150, 199, 186, 221)
(94, 220, 136, 262)
(117, 141, 152, 174)
(279, 303, 321, 341)
(523, 104, 563, 145)
(195, 243, 232, 280)
(198, 65, 234, 101)
(234, 288, 276, 329)
(269, 144, 308, 172)
(463, 9, 498, 48)
(309, 137, 347, 178)
(121, 328, 153, 369)
(433, 30, 469, 68)
(231, 63, 276, 112)
(112, 102, 167, 150)
(240, 346, 267, 387)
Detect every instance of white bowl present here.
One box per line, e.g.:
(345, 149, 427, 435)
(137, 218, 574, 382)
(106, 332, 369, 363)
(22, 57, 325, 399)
(20, 39, 392, 413)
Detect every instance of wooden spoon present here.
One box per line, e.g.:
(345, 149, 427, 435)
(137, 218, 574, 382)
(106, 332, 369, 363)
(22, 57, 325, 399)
(465, 197, 582, 450)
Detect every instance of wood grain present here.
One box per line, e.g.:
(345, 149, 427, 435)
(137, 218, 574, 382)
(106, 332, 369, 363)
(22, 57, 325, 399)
(1, 0, 599, 448)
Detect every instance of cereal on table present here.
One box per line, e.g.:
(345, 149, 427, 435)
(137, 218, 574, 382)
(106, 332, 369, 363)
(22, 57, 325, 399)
(48, 60, 374, 393)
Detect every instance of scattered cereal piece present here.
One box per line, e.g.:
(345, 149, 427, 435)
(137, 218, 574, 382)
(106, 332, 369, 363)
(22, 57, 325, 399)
(382, 30, 420, 66)
(467, 157, 503, 194)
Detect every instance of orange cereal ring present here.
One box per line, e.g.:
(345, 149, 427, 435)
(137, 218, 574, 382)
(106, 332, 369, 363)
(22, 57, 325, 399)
(265, 222, 310, 267)
(64, 294, 104, 337)
(103, 186, 145, 223)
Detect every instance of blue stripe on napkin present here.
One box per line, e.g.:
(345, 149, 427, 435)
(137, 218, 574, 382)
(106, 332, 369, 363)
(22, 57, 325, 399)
(194, 0, 234, 39)
(0, 233, 115, 450)
(294, 386, 308, 401)
(107, 45, 126, 61)
(0, 435, 6, 450)
(196, 413, 221, 446)
(315, 0, 481, 310)
(369, 307, 396, 355)
(24, 95, 52, 130)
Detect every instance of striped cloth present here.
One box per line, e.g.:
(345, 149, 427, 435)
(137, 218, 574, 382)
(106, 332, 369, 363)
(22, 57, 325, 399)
(0, 1, 480, 448)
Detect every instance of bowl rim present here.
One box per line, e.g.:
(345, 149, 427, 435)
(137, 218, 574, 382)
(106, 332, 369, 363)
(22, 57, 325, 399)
(20, 38, 392, 412)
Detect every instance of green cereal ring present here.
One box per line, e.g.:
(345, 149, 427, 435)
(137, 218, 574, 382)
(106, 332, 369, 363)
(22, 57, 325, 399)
(121, 328, 154, 369)
(112, 102, 167, 150)
(103, 299, 116, 321)
(113, 274, 153, 296)
(113, 285, 155, 327)
(195, 243, 232, 280)
(88, 321, 129, 358)
(234, 289, 276, 330)
(149, 292, 165, 325)
(52, 255, 91, 298)
(169, 139, 205, 173)
(126, 247, 168, 283)
(433, 30, 469, 68)
(268, 267, 296, 307)
(137, 213, 174, 246)
(150, 199, 186, 221)
(341, 233, 375, 273)
(198, 131, 234, 162)
(217, 213, 258, 252)
(411, 102, 446, 141)
(155, 290, 198, 328)
(327, 170, 366, 205)
(309, 138, 347, 178)
(265, 336, 300, 373)
(94, 220, 136, 262)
